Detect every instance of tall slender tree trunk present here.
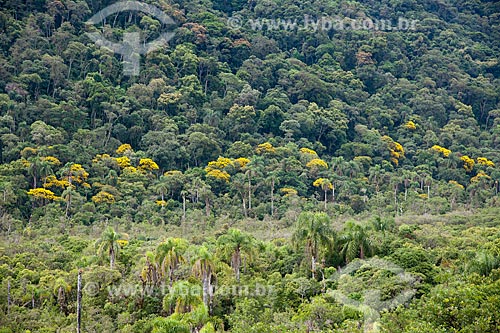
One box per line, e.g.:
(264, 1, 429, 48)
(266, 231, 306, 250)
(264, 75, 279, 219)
(77, 270, 82, 333)
(242, 196, 247, 218)
(311, 255, 316, 279)
(168, 269, 173, 287)
(110, 247, 115, 269)
(234, 249, 241, 282)
(65, 193, 71, 218)
(202, 272, 209, 310)
(57, 286, 65, 313)
(270, 178, 274, 217)
(248, 173, 251, 210)
(7, 279, 11, 314)
(182, 194, 186, 220)
(324, 189, 327, 210)
(205, 197, 210, 217)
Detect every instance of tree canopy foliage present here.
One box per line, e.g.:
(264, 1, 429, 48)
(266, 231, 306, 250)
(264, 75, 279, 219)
(0, 0, 499, 331)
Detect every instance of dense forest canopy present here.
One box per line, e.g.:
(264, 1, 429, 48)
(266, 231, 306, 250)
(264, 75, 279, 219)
(0, 0, 499, 332)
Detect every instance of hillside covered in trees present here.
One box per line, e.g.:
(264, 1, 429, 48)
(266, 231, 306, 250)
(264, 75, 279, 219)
(0, 0, 499, 332)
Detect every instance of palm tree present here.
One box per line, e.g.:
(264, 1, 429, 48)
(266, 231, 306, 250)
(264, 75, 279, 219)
(153, 175, 170, 202)
(466, 251, 499, 276)
(198, 184, 213, 217)
(180, 189, 188, 220)
(231, 174, 248, 217)
(156, 238, 188, 286)
(164, 281, 203, 314)
(320, 179, 333, 210)
(95, 227, 126, 269)
(27, 157, 43, 189)
(369, 165, 384, 194)
(192, 246, 216, 311)
(53, 277, 71, 314)
(39, 160, 53, 186)
(264, 171, 278, 216)
(370, 216, 395, 235)
(216, 229, 255, 282)
(62, 185, 76, 217)
(346, 160, 361, 179)
(400, 169, 417, 202)
(292, 212, 334, 279)
(245, 156, 266, 211)
(331, 156, 346, 177)
(105, 169, 118, 186)
(140, 251, 162, 289)
(339, 221, 374, 263)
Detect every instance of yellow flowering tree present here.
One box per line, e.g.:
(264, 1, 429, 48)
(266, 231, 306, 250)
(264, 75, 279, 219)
(91, 191, 115, 204)
(431, 145, 451, 157)
(42, 156, 61, 166)
(313, 178, 333, 209)
(206, 157, 233, 171)
(281, 188, 298, 198)
(382, 135, 405, 166)
(206, 169, 230, 183)
(255, 142, 276, 155)
(471, 171, 491, 183)
(476, 157, 495, 168)
(404, 121, 417, 130)
(68, 164, 89, 184)
(115, 156, 131, 168)
(43, 175, 71, 189)
(138, 158, 160, 172)
(300, 147, 318, 157)
(205, 157, 233, 183)
(461, 156, 475, 172)
(233, 157, 250, 169)
(306, 158, 328, 170)
(116, 144, 133, 155)
(27, 188, 60, 204)
(92, 153, 112, 164)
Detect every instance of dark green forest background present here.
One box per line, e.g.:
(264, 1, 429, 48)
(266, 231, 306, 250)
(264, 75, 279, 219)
(0, 0, 499, 332)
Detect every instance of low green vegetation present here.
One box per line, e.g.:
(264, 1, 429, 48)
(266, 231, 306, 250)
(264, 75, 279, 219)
(0, 0, 499, 331)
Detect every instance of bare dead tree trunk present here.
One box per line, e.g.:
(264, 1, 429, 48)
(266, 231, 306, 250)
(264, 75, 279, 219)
(77, 270, 82, 333)
(182, 194, 186, 220)
(324, 189, 327, 210)
(205, 197, 210, 217)
(311, 255, 316, 279)
(7, 279, 11, 314)
(270, 178, 274, 217)
(248, 175, 251, 210)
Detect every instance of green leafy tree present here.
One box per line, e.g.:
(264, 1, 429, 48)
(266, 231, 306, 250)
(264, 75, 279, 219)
(192, 246, 216, 311)
(339, 221, 374, 263)
(216, 229, 255, 282)
(156, 238, 188, 287)
(95, 227, 127, 269)
(293, 212, 334, 278)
